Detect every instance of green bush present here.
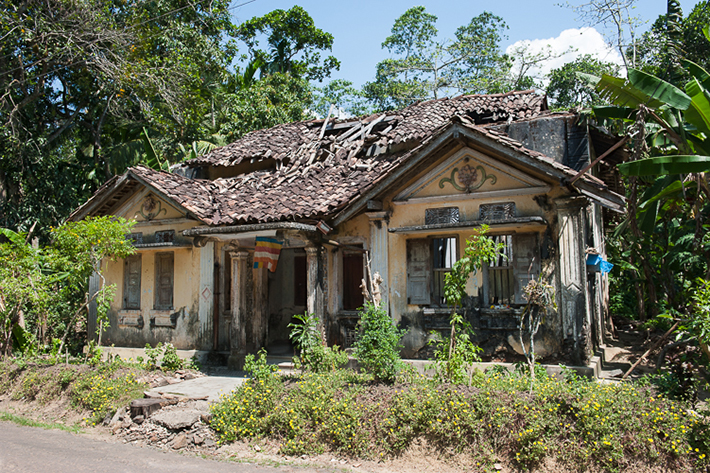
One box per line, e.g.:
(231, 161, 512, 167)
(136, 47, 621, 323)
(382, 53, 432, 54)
(289, 312, 348, 373)
(353, 303, 405, 383)
(244, 348, 278, 381)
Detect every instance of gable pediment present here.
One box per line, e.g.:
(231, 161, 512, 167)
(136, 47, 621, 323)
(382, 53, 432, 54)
(116, 189, 186, 222)
(394, 148, 550, 204)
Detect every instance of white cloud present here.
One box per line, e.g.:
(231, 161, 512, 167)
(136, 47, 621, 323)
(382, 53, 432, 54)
(506, 27, 624, 86)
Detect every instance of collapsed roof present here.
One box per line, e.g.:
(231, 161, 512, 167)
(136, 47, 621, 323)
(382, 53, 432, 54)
(70, 90, 625, 225)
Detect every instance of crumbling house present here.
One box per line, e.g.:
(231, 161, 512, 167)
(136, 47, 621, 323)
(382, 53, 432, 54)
(70, 90, 626, 367)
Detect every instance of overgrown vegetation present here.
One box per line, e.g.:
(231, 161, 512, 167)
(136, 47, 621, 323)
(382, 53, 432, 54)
(0, 358, 149, 424)
(1, 217, 135, 358)
(288, 312, 348, 373)
(353, 302, 406, 383)
(210, 366, 709, 470)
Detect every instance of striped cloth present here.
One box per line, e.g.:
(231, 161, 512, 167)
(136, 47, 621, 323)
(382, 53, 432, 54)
(253, 236, 283, 272)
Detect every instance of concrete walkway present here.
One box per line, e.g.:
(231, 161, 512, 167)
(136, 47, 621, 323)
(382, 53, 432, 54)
(146, 374, 247, 402)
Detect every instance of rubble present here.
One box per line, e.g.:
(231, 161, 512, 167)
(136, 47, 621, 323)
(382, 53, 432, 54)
(112, 399, 219, 454)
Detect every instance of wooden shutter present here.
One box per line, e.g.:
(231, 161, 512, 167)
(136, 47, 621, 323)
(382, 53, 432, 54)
(123, 255, 142, 310)
(407, 239, 431, 305)
(343, 252, 364, 310)
(513, 234, 540, 304)
(155, 252, 174, 310)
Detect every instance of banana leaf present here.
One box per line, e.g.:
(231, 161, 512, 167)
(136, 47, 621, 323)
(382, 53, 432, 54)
(628, 68, 691, 110)
(682, 59, 710, 90)
(142, 128, 164, 171)
(591, 105, 637, 121)
(618, 155, 710, 176)
(684, 78, 710, 136)
(596, 74, 661, 109)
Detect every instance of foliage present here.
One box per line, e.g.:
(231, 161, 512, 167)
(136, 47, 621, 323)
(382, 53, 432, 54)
(217, 73, 312, 141)
(362, 7, 512, 110)
(562, 0, 644, 70)
(590, 52, 710, 330)
(311, 79, 373, 118)
(0, 217, 133, 357)
(546, 54, 621, 109)
(0, 359, 148, 425)
(244, 348, 278, 381)
(635, 2, 710, 85)
(236, 5, 340, 82)
(353, 303, 405, 383)
(141, 342, 197, 372)
(71, 368, 145, 424)
(209, 366, 710, 470)
(430, 226, 501, 384)
(428, 322, 481, 385)
(691, 278, 710, 361)
(288, 312, 348, 373)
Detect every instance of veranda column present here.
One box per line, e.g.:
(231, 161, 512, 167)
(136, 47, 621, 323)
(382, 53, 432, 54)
(228, 250, 249, 370)
(305, 245, 325, 332)
(252, 265, 269, 351)
(556, 196, 591, 364)
(367, 211, 389, 310)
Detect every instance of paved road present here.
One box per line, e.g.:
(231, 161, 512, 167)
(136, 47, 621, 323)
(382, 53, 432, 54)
(0, 422, 311, 473)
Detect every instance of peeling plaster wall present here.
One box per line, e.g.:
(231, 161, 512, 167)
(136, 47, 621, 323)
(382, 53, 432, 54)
(335, 145, 583, 360)
(99, 194, 213, 351)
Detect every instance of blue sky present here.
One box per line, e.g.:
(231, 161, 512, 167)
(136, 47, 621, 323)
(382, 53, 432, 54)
(230, 0, 705, 88)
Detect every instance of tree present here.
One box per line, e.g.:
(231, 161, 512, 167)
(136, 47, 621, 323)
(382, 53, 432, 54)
(634, 1, 710, 85)
(430, 226, 502, 384)
(546, 54, 621, 109)
(217, 73, 313, 141)
(562, 0, 644, 70)
(311, 79, 372, 119)
(0, 216, 134, 357)
(236, 6, 340, 82)
(588, 44, 710, 345)
(0, 0, 240, 236)
(362, 7, 511, 110)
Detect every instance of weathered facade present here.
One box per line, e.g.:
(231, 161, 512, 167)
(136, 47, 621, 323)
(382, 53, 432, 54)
(71, 91, 625, 367)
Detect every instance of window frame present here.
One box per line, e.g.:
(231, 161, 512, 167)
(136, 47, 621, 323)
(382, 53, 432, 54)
(123, 254, 142, 310)
(154, 251, 174, 310)
(406, 235, 459, 307)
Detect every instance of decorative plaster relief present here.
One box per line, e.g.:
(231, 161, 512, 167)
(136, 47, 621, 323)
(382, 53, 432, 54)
(136, 195, 167, 221)
(439, 162, 497, 193)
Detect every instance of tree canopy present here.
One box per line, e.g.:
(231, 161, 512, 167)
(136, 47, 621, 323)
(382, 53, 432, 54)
(362, 7, 513, 111)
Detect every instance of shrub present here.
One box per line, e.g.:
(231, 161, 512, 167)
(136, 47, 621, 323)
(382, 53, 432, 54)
(289, 312, 348, 373)
(141, 342, 196, 371)
(353, 302, 405, 383)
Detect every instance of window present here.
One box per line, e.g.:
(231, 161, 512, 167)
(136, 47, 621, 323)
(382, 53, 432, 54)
(487, 235, 514, 305)
(342, 250, 364, 310)
(406, 237, 457, 306)
(483, 234, 540, 306)
(407, 233, 540, 307)
(155, 230, 175, 243)
(123, 255, 142, 309)
(154, 252, 174, 310)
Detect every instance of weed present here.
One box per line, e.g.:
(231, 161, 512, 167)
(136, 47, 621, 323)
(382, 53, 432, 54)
(289, 312, 348, 373)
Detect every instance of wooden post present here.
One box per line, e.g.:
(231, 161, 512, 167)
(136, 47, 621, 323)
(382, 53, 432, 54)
(228, 250, 249, 370)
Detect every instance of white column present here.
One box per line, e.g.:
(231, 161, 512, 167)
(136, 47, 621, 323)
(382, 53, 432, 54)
(367, 211, 389, 310)
(198, 241, 214, 350)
